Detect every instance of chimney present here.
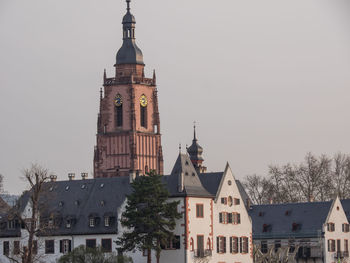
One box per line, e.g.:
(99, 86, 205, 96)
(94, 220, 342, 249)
(81, 173, 88, 180)
(309, 195, 314, 202)
(178, 172, 184, 193)
(50, 174, 57, 182)
(68, 173, 75, 181)
(246, 198, 251, 210)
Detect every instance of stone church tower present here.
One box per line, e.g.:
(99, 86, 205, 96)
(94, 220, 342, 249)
(94, 0, 163, 178)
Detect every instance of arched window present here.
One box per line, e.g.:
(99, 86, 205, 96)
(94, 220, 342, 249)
(115, 105, 123, 127)
(140, 105, 147, 128)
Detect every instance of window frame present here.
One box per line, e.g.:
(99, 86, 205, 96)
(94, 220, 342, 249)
(196, 203, 204, 218)
(45, 240, 55, 254)
(102, 238, 112, 253)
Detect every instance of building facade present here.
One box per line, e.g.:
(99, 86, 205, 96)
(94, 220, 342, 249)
(0, 151, 253, 263)
(94, 0, 163, 178)
(249, 196, 350, 263)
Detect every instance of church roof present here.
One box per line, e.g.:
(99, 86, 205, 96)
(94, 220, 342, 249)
(249, 201, 332, 239)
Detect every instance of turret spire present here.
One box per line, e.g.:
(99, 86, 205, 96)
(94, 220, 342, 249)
(193, 121, 197, 141)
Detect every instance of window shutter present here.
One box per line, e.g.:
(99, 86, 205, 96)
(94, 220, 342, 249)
(68, 240, 72, 252)
(60, 240, 63, 253)
(230, 237, 232, 253)
(237, 213, 241, 224)
(217, 237, 219, 253)
(223, 237, 226, 253)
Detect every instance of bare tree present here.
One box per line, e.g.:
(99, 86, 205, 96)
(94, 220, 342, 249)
(243, 153, 350, 204)
(6, 164, 50, 263)
(253, 244, 299, 263)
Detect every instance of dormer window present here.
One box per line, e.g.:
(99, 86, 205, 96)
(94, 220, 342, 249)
(259, 212, 265, 217)
(89, 218, 95, 227)
(48, 218, 54, 228)
(292, 222, 301, 232)
(285, 210, 291, 216)
(8, 220, 16, 229)
(104, 216, 110, 227)
(263, 224, 271, 232)
(66, 220, 71, 229)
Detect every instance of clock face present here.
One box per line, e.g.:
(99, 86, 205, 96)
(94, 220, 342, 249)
(115, 94, 122, 107)
(140, 94, 148, 107)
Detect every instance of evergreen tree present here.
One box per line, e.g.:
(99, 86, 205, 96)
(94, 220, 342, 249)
(116, 171, 182, 263)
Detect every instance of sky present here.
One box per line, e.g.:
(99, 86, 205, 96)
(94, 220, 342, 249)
(0, 0, 350, 194)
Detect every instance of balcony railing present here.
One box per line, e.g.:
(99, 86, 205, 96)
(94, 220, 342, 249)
(334, 251, 349, 259)
(194, 249, 212, 258)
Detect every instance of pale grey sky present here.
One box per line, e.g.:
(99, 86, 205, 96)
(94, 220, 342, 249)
(1, 0, 350, 194)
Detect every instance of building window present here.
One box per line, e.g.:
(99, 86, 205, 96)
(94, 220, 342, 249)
(89, 217, 95, 227)
(343, 223, 350, 232)
(140, 105, 147, 128)
(8, 220, 16, 229)
(86, 239, 97, 249)
(196, 204, 204, 218)
(241, 237, 249, 254)
(161, 235, 180, 250)
(228, 213, 233, 224)
(345, 239, 349, 252)
(60, 239, 71, 254)
(102, 239, 112, 253)
(221, 197, 227, 205)
(274, 240, 281, 252)
(230, 237, 238, 253)
(3, 241, 9, 256)
(234, 198, 240, 205)
(45, 240, 55, 254)
(328, 239, 335, 252)
(13, 241, 20, 255)
(263, 224, 271, 232)
(261, 241, 268, 254)
(327, 222, 335, 232)
(233, 213, 241, 224)
(104, 216, 110, 227)
(217, 236, 226, 254)
(115, 104, 123, 127)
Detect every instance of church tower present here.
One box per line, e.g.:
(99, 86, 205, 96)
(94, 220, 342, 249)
(94, 0, 163, 178)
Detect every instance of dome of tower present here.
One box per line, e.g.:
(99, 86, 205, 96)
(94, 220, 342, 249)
(123, 12, 136, 24)
(116, 41, 144, 65)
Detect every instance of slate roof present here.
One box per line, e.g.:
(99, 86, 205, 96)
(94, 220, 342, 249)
(163, 154, 212, 197)
(249, 201, 332, 239)
(0, 177, 132, 237)
(341, 199, 350, 222)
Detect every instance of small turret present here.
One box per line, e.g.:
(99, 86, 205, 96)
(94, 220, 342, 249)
(187, 123, 207, 173)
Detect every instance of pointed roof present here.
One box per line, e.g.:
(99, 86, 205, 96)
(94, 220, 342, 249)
(163, 153, 212, 197)
(187, 124, 204, 162)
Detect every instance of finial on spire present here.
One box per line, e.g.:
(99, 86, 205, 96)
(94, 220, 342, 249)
(179, 143, 182, 154)
(103, 69, 106, 82)
(193, 121, 197, 141)
(126, 0, 131, 12)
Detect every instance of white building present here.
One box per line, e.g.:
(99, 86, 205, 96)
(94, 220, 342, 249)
(249, 196, 350, 263)
(0, 151, 253, 263)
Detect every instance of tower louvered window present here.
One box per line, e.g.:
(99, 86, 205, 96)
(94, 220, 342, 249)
(140, 105, 147, 128)
(115, 104, 123, 127)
